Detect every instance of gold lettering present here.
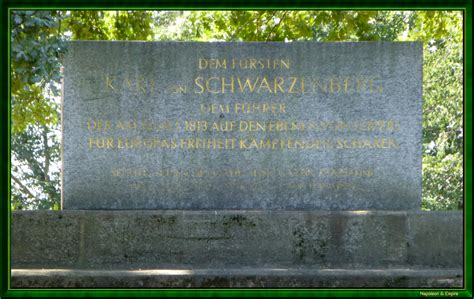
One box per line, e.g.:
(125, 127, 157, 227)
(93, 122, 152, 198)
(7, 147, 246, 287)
(237, 77, 259, 93)
(194, 77, 205, 93)
(220, 59, 227, 69)
(258, 77, 273, 93)
(136, 77, 147, 94)
(205, 77, 221, 94)
(343, 77, 351, 93)
(199, 59, 208, 69)
(89, 138, 106, 149)
(356, 77, 366, 93)
(221, 77, 234, 93)
(125, 78, 133, 89)
(280, 59, 290, 69)
(274, 77, 285, 93)
(106, 138, 114, 148)
(288, 77, 298, 93)
(149, 79, 155, 94)
(312, 79, 327, 93)
(329, 78, 340, 93)
(105, 75, 115, 91)
(249, 59, 257, 69)
(87, 119, 111, 131)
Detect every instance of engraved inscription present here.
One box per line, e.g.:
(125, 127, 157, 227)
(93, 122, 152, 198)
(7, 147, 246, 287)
(63, 42, 422, 209)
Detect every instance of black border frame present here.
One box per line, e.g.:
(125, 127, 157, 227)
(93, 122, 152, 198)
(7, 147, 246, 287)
(1, 0, 472, 297)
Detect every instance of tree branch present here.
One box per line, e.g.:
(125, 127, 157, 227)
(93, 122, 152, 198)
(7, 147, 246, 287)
(11, 174, 36, 200)
(42, 125, 50, 183)
(265, 11, 289, 41)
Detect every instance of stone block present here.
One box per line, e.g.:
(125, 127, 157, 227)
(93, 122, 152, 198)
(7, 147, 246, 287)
(63, 42, 422, 210)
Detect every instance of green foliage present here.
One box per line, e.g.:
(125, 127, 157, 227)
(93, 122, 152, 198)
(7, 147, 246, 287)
(11, 11, 66, 133)
(12, 125, 61, 210)
(63, 11, 109, 40)
(414, 12, 463, 210)
(112, 11, 154, 40)
(161, 11, 408, 42)
(64, 11, 154, 40)
(11, 10, 464, 211)
(11, 11, 65, 210)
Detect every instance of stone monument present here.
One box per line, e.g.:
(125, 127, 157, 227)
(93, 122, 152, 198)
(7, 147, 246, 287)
(11, 41, 463, 288)
(63, 41, 421, 210)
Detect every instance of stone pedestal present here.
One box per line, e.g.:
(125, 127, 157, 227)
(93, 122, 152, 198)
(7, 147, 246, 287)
(11, 210, 463, 288)
(11, 41, 462, 289)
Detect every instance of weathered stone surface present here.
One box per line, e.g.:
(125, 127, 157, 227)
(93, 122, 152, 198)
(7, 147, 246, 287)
(12, 210, 461, 269)
(11, 268, 463, 288)
(11, 211, 82, 267)
(63, 41, 422, 210)
(407, 211, 463, 267)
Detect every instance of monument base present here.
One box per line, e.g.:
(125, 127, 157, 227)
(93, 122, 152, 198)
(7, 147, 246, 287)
(12, 268, 462, 288)
(12, 210, 463, 288)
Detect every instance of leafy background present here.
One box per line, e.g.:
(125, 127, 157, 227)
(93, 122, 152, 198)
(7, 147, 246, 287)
(10, 11, 464, 210)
